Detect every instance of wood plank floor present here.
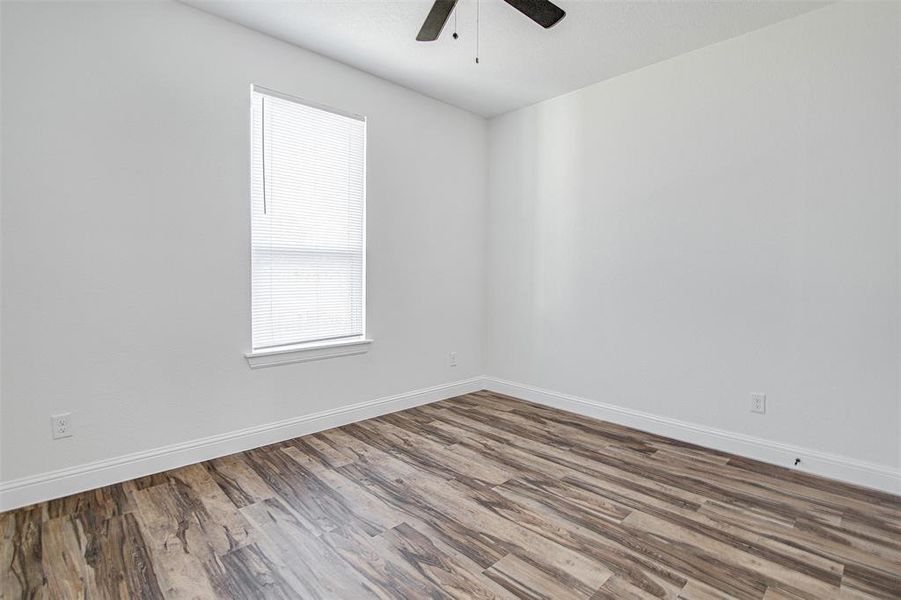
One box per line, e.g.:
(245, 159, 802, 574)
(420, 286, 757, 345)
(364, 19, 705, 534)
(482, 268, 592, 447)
(2, 391, 900, 599)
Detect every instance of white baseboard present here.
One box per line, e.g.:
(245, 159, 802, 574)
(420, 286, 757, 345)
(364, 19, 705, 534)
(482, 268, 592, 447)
(3, 375, 897, 511)
(0, 377, 485, 511)
(482, 377, 901, 496)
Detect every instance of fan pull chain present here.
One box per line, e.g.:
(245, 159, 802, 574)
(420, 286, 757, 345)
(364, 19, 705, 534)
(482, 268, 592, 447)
(453, 5, 458, 39)
(475, 0, 480, 63)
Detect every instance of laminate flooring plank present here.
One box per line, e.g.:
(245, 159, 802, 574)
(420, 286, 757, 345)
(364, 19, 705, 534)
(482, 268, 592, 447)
(377, 522, 516, 600)
(279, 445, 407, 535)
(40, 517, 96, 599)
(205, 454, 275, 509)
(492, 479, 694, 599)
(483, 552, 603, 600)
(240, 497, 377, 599)
(676, 581, 739, 600)
(319, 524, 455, 599)
(700, 501, 901, 578)
(335, 462, 510, 570)
(591, 575, 661, 600)
(339, 443, 596, 583)
(621, 511, 841, 600)
(3, 391, 899, 599)
(0, 513, 25, 600)
(3, 507, 46, 599)
(345, 420, 514, 486)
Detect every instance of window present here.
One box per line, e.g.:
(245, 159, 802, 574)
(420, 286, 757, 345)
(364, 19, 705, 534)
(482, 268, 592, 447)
(247, 86, 368, 366)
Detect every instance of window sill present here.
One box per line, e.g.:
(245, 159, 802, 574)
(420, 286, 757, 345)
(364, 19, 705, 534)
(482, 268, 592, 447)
(245, 338, 373, 369)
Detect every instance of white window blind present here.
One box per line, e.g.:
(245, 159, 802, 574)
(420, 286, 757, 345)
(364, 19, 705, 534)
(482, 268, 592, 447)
(250, 86, 366, 351)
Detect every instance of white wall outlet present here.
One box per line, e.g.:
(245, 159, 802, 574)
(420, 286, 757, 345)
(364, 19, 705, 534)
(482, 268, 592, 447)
(448, 352, 457, 367)
(51, 413, 73, 439)
(750, 393, 766, 414)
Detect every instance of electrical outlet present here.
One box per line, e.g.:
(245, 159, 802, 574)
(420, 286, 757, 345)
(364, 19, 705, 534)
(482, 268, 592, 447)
(51, 413, 73, 439)
(448, 352, 457, 367)
(750, 393, 766, 414)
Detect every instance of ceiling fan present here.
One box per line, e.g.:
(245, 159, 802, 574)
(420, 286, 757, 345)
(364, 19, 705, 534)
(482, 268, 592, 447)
(416, 0, 566, 42)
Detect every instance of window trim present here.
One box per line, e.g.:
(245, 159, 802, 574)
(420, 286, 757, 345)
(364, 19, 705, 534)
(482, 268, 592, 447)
(245, 337, 373, 369)
(246, 84, 369, 366)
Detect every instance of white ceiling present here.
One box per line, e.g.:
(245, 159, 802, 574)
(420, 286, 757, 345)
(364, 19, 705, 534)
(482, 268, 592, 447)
(183, 0, 829, 117)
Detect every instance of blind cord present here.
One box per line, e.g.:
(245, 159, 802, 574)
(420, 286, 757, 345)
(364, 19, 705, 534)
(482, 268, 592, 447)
(261, 97, 268, 214)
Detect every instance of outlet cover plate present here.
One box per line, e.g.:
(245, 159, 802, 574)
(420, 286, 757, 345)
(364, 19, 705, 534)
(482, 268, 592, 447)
(750, 393, 766, 414)
(51, 413, 73, 439)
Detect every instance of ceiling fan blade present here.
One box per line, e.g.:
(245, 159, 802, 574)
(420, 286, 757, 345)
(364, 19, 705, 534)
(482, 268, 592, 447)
(502, 0, 566, 28)
(416, 0, 459, 42)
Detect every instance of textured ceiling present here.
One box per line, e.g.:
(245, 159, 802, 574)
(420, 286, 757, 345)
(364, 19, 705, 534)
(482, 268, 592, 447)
(183, 0, 829, 117)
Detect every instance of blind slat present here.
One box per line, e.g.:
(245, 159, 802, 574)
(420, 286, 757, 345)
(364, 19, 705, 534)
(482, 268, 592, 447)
(251, 88, 366, 351)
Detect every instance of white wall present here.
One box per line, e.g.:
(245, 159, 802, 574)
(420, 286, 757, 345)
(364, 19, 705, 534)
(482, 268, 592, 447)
(486, 2, 900, 470)
(2, 0, 899, 502)
(0, 1, 487, 484)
